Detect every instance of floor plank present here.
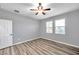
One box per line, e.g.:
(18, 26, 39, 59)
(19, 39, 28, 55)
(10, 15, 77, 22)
(0, 38, 79, 55)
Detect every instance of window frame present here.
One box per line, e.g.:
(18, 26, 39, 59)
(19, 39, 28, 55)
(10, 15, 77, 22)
(46, 21, 53, 33)
(55, 18, 65, 35)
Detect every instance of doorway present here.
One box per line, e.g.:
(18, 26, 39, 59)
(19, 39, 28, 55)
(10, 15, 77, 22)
(0, 19, 13, 49)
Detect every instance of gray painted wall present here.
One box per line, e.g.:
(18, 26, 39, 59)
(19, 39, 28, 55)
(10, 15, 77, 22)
(0, 8, 40, 44)
(0, 7, 79, 47)
(40, 10, 79, 46)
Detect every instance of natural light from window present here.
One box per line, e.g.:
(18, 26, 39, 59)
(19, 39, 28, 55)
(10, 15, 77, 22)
(46, 21, 53, 33)
(55, 19, 65, 34)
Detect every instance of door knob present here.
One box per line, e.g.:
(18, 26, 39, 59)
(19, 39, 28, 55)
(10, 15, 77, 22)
(10, 34, 14, 36)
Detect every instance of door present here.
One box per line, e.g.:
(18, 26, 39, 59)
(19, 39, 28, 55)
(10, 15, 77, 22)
(0, 19, 13, 49)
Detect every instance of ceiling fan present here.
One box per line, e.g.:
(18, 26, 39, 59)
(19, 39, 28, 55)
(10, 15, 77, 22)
(30, 3, 51, 15)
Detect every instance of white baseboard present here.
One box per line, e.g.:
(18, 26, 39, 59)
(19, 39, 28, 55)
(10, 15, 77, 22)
(41, 37, 79, 48)
(13, 37, 39, 45)
(0, 37, 79, 49)
(0, 37, 39, 49)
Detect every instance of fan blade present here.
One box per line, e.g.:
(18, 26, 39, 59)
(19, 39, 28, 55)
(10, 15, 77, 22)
(30, 9, 38, 11)
(35, 12, 38, 15)
(42, 12, 46, 15)
(44, 8, 51, 11)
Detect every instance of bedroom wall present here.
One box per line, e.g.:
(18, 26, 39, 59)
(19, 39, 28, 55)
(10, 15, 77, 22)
(0, 8, 40, 44)
(0, 7, 79, 47)
(40, 9, 79, 47)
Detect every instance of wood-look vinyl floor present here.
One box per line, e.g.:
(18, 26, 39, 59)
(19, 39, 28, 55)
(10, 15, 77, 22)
(0, 38, 79, 55)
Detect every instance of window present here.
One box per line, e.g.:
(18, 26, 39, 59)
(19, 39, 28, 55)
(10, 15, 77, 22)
(46, 21, 53, 33)
(55, 19, 65, 34)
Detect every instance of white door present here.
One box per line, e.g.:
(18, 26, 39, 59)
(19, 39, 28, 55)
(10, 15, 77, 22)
(0, 19, 13, 49)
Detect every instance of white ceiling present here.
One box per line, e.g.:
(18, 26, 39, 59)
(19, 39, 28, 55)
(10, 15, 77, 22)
(0, 3, 79, 20)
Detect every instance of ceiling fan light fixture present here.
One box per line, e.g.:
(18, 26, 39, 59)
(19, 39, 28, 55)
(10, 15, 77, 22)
(30, 3, 51, 15)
